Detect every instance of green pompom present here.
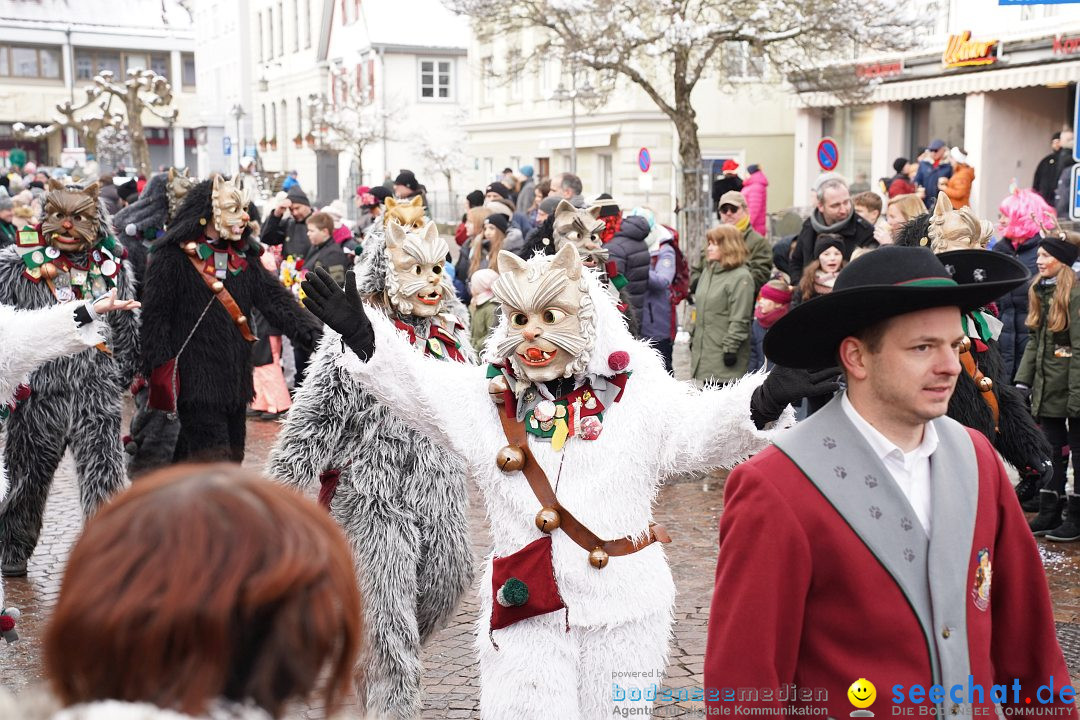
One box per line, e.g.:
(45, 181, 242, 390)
(496, 577, 529, 607)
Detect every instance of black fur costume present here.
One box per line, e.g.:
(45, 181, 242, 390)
(139, 178, 321, 463)
(0, 188, 139, 573)
(112, 173, 171, 298)
(894, 216, 1053, 482)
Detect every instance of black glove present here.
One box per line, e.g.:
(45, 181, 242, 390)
(301, 268, 375, 361)
(296, 324, 324, 354)
(723, 352, 737, 367)
(750, 365, 842, 430)
(1015, 384, 1031, 408)
(1021, 457, 1054, 488)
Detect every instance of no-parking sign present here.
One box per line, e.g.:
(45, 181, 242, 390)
(638, 147, 651, 173)
(817, 138, 839, 172)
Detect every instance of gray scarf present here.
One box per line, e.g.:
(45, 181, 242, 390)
(809, 208, 853, 234)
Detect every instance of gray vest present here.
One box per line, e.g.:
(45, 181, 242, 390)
(773, 395, 978, 716)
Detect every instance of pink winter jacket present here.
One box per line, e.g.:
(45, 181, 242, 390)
(741, 170, 768, 236)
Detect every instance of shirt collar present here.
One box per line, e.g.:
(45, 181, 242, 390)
(841, 392, 939, 465)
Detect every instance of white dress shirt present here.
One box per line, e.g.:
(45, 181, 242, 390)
(840, 392, 938, 534)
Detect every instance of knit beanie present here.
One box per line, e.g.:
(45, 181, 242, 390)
(466, 190, 485, 208)
(484, 213, 509, 234)
(286, 186, 311, 207)
(813, 234, 845, 260)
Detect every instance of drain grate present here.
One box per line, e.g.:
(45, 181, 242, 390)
(1056, 622, 1080, 669)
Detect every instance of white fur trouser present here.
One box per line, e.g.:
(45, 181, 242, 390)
(477, 610, 671, 719)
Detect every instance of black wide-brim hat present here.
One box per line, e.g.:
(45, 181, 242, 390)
(764, 246, 1030, 369)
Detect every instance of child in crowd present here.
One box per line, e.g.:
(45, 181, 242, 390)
(468, 267, 499, 351)
(748, 276, 793, 373)
(303, 211, 350, 287)
(795, 234, 846, 304)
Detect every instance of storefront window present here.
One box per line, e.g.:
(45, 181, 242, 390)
(907, 98, 965, 159)
(823, 106, 874, 188)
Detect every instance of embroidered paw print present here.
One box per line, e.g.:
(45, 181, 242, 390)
(834, 466, 847, 479)
(900, 517, 913, 532)
(822, 437, 837, 449)
(869, 506, 882, 520)
(864, 475, 878, 489)
(904, 548, 916, 562)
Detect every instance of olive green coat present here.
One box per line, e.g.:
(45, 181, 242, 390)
(690, 225, 773, 295)
(1015, 280, 1080, 418)
(470, 299, 497, 352)
(690, 262, 754, 383)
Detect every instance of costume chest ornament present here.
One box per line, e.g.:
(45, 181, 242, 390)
(183, 235, 249, 279)
(16, 226, 126, 301)
(392, 315, 466, 363)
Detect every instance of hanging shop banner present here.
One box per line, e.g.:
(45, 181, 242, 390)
(942, 31, 999, 69)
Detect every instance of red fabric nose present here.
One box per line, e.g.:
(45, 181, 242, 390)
(62, 220, 73, 230)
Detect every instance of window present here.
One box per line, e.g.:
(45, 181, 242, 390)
(480, 56, 493, 105)
(508, 51, 522, 102)
(304, 0, 312, 48)
(419, 58, 453, 101)
(257, 11, 264, 61)
(291, 0, 299, 52)
(296, 96, 303, 137)
(74, 50, 166, 81)
(0, 45, 62, 79)
(123, 53, 148, 75)
(181, 53, 196, 87)
(267, 7, 274, 59)
(261, 104, 267, 138)
(277, 2, 284, 56)
(540, 57, 558, 97)
(150, 54, 169, 78)
(723, 41, 765, 80)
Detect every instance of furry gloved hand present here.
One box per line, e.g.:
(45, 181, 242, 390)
(751, 365, 842, 430)
(723, 352, 737, 367)
(301, 268, 375, 361)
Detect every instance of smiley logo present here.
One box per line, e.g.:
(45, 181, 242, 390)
(848, 678, 876, 712)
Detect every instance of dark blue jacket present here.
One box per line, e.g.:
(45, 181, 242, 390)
(992, 234, 1041, 382)
(607, 215, 652, 322)
(914, 160, 953, 209)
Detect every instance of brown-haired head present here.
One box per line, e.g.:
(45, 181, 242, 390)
(45, 464, 361, 718)
(706, 223, 748, 270)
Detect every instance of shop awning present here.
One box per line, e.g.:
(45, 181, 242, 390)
(799, 59, 1080, 107)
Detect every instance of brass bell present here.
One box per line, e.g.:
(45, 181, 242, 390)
(488, 374, 508, 402)
(211, 280, 224, 293)
(182, 241, 198, 256)
(236, 315, 248, 325)
(589, 547, 609, 569)
(958, 336, 972, 353)
(496, 445, 525, 473)
(40, 262, 58, 280)
(977, 376, 993, 393)
(535, 507, 561, 533)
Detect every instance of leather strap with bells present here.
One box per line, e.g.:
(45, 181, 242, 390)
(496, 402, 671, 569)
(959, 336, 999, 434)
(185, 252, 257, 342)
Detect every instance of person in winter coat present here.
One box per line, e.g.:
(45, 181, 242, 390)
(459, 212, 507, 283)
(641, 220, 678, 373)
(302, 212, 350, 287)
(607, 212, 652, 322)
(993, 188, 1057, 381)
(455, 189, 485, 247)
(711, 159, 743, 206)
(791, 176, 875, 286)
(794, 234, 846, 305)
(740, 164, 768, 236)
(691, 224, 754, 384)
(17, 464, 361, 720)
(748, 277, 792, 373)
(884, 157, 917, 198)
(716, 190, 772, 292)
(0, 191, 17, 247)
(942, 147, 974, 208)
(516, 165, 535, 214)
(1033, 131, 1068, 207)
(1016, 232, 1080, 542)
(469, 267, 499, 351)
(260, 186, 314, 258)
(914, 139, 953, 210)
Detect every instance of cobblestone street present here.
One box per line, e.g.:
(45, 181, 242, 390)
(5, 369, 1080, 718)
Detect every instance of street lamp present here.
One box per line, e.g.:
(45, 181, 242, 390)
(230, 103, 245, 174)
(550, 66, 599, 174)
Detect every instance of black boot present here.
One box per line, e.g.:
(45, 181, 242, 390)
(1046, 495, 1080, 542)
(1030, 490, 1065, 536)
(1015, 474, 1041, 511)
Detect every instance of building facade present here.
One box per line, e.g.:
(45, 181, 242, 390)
(0, 0, 198, 172)
(464, 27, 796, 226)
(794, 0, 1080, 218)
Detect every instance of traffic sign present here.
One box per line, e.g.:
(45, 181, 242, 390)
(1074, 92, 1079, 163)
(1071, 165, 1080, 221)
(638, 147, 651, 173)
(817, 138, 839, 172)
(223, 136, 232, 156)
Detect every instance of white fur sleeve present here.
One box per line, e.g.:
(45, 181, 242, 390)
(336, 305, 494, 464)
(656, 369, 795, 476)
(0, 302, 105, 405)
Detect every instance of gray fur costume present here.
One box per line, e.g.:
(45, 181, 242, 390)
(0, 190, 139, 574)
(268, 229, 475, 720)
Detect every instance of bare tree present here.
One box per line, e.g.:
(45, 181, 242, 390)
(309, 66, 394, 187)
(416, 125, 468, 223)
(445, 0, 923, 253)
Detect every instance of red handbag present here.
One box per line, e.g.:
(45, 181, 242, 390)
(490, 535, 567, 640)
(147, 358, 179, 413)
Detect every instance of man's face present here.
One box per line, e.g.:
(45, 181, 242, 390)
(847, 307, 964, 428)
(393, 184, 409, 199)
(291, 204, 312, 222)
(932, 147, 946, 162)
(560, 185, 574, 200)
(718, 202, 748, 225)
(818, 185, 852, 225)
(485, 191, 503, 203)
(0, 208, 12, 223)
(1061, 131, 1075, 151)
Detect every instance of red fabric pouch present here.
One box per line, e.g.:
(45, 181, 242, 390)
(490, 535, 566, 633)
(148, 358, 179, 413)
